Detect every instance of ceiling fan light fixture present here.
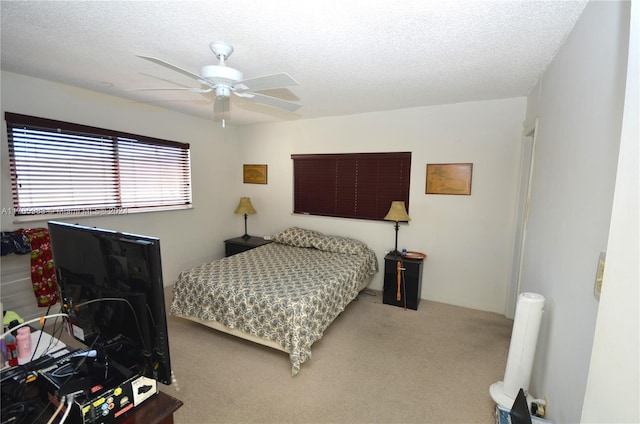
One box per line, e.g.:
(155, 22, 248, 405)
(215, 85, 231, 97)
(136, 41, 301, 124)
(201, 65, 243, 84)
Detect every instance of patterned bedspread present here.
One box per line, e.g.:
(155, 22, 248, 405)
(170, 238, 378, 375)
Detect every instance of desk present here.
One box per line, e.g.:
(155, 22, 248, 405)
(1, 379, 182, 424)
(2, 333, 182, 423)
(119, 391, 183, 424)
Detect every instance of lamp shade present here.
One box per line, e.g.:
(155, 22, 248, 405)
(234, 197, 256, 215)
(384, 201, 410, 222)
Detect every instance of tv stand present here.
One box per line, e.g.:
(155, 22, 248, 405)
(1, 384, 181, 424)
(2, 349, 182, 424)
(33, 348, 169, 423)
(119, 391, 182, 424)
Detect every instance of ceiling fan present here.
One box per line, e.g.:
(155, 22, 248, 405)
(136, 41, 301, 125)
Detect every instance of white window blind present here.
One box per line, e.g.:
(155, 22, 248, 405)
(5, 113, 192, 216)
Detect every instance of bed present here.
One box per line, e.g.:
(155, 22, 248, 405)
(170, 227, 378, 375)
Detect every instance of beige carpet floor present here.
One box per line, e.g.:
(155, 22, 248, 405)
(160, 287, 513, 424)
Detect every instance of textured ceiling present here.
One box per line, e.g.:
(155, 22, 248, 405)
(1, 0, 587, 126)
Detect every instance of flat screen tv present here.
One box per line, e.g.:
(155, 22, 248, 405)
(48, 221, 172, 385)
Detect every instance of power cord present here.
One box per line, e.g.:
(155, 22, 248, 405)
(28, 303, 69, 364)
(1, 314, 69, 339)
(72, 298, 149, 354)
(29, 337, 100, 424)
(58, 394, 75, 424)
(45, 396, 66, 424)
(1, 398, 39, 424)
(43, 393, 75, 424)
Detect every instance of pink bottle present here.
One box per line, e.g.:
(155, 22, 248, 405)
(16, 327, 32, 364)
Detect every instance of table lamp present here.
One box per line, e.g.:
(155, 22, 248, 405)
(384, 201, 411, 256)
(234, 197, 256, 240)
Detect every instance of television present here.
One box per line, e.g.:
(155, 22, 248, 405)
(48, 221, 172, 385)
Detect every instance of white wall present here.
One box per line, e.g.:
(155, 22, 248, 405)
(521, 1, 630, 422)
(582, 0, 639, 421)
(0, 74, 526, 318)
(1, 71, 241, 318)
(236, 98, 526, 314)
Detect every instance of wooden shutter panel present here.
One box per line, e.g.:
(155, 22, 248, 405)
(292, 152, 411, 221)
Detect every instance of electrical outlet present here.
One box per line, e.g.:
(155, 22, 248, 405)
(594, 252, 606, 300)
(531, 395, 549, 418)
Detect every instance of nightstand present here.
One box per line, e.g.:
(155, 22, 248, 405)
(383, 253, 424, 310)
(224, 236, 272, 257)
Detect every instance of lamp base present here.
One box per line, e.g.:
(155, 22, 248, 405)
(392, 222, 401, 258)
(242, 214, 251, 240)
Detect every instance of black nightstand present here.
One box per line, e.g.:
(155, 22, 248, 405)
(383, 253, 424, 310)
(224, 236, 272, 257)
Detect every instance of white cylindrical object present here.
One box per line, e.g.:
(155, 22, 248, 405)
(503, 292, 545, 396)
(490, 292, 545, 408)
(16, 326, 32, 364)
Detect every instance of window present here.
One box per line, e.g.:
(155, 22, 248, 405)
(5, 113, 192, 217)
(292, 152, 411, 220)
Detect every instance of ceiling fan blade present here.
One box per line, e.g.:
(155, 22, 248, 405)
(137, 55, 204, 84)
(140, 72, 196, 88)
(246, 92, 301, 112)
(213, 96, 230, 121)
(128, 99, 211, 105)
(255, 88, 300, 101)
(128, 87, 212, 93)
(237, 72, 299, 92)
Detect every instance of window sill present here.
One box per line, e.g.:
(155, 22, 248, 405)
(9, 204, 193, 225)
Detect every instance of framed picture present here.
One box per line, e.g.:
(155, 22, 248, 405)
(426, 163, 473, 195)
(243, 164, 268, 184)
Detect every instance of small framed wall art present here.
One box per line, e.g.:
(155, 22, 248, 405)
(426, 163, 473, 195)
(243, 164, 268, 184)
